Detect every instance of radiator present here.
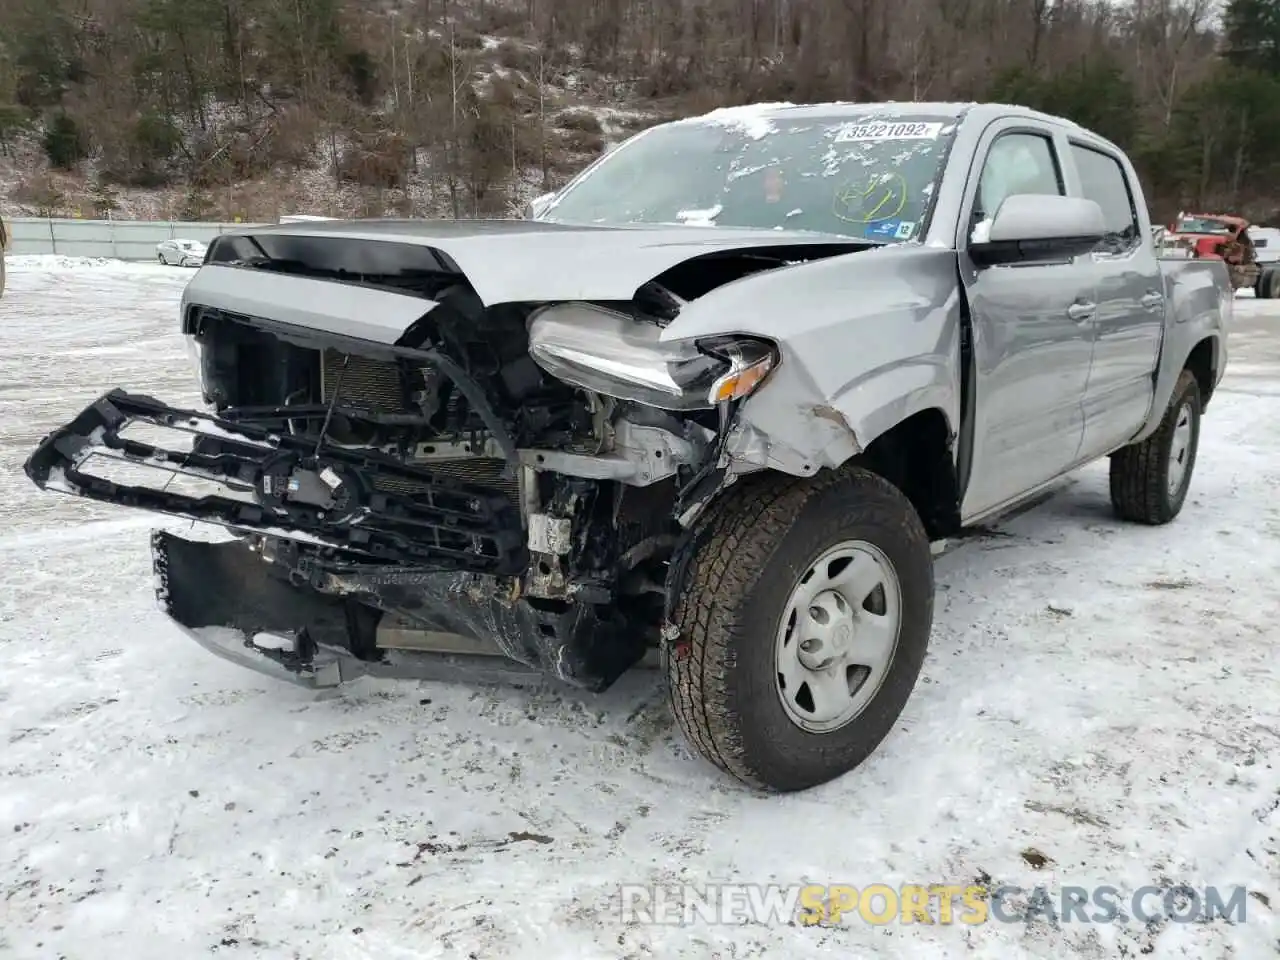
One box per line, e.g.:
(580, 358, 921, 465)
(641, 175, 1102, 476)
(320, 349, 519, 505)
(321, 349, 406, 412)
(374, 457, 520, 504)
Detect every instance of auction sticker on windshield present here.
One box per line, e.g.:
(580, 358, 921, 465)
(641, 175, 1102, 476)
(836, 121, 944, 142)
(864, 219, 915, 240)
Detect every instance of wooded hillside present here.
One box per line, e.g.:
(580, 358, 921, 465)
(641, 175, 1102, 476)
(2, 0, 1280, 224)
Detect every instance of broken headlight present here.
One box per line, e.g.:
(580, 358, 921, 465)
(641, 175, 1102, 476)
(527, 303, 778, 410)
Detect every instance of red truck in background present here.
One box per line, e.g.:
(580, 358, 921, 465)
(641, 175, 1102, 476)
(1164, 212, 1262, 292)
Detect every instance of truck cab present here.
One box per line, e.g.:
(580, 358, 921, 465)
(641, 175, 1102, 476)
(951, 111, 1226, 520)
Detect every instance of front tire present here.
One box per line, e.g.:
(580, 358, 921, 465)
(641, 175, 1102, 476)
(1109, 369, 1202, 525)
(663, 467, 934, 792)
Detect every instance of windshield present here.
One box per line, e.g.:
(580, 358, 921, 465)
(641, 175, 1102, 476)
(541, 110, 958, 243)
(1176, 217, 1231, 234)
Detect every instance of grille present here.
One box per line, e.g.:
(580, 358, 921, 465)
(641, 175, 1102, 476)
(321, 349, 407, 411)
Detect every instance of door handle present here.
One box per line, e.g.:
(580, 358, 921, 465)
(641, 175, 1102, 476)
(1067, 300, 1096, 322)
(1141, 291, 1164, 311)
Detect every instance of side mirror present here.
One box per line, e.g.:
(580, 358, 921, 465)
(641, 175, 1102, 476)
(524, 192, 556, 220)
(969, 194, 1106, 266)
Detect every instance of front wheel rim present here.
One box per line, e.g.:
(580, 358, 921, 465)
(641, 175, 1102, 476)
(1167, 402, 1194, 498)
(774, 539, 903, 733)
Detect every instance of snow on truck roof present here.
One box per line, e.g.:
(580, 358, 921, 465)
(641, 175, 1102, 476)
(661, 101, 1117, 160)
(673, 100, 1084, 131)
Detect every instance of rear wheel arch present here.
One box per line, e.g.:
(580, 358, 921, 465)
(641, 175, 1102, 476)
(1183, 336, 1218, 410)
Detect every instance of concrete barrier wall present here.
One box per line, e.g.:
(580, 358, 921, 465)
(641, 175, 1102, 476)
(7, 218, 271, 261)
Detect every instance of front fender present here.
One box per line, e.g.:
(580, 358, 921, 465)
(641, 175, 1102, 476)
(660, 244, 963, 475)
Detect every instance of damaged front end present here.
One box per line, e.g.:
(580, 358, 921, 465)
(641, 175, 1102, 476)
(24, 228, 847, 691)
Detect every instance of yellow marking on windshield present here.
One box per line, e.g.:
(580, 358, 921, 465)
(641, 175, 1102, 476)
(831, 172, 907, 224)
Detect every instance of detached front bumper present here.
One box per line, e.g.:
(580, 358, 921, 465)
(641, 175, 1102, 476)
(30, 392, 652, 693)
(152, 529, 648, 692)
(24, 389, 527, 576)
(152, 529, 362, 687)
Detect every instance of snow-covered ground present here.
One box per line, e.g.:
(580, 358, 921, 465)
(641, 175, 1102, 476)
(0, 256, 1277, 959)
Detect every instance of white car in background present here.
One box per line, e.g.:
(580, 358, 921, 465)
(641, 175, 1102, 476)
(156, 238, 207, 267)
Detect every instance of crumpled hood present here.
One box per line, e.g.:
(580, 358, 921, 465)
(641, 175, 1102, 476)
(216, 218, 870, 306)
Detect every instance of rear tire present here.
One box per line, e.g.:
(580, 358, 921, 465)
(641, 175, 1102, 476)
(1259, 267, 1276, 299)
(1109, 369, 1201, 525)
(663, 467, 934, 792)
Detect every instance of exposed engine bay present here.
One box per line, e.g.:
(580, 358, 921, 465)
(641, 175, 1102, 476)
(24, 227, 866, 691)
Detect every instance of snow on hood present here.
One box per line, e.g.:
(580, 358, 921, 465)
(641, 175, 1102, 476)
(675, 204, 723, 227)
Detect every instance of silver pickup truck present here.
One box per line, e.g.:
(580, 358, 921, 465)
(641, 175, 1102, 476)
(24, 102, 1230, 793)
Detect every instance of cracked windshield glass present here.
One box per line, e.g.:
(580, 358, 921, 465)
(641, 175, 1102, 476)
(542, 110, 958, 242)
